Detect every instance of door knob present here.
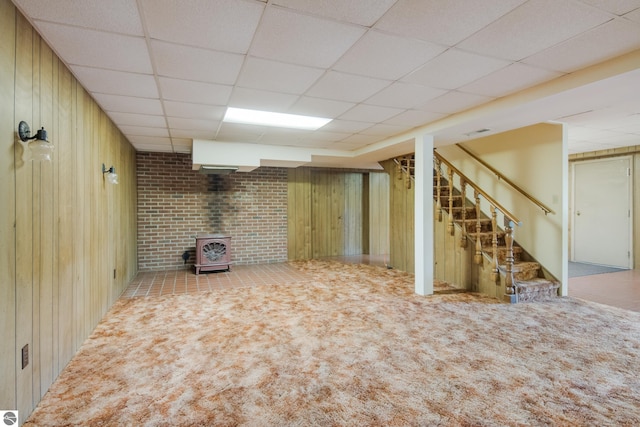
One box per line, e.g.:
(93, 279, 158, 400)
(576, 211, 581, 216)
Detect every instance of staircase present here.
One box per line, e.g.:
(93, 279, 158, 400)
(393, 153, 560, 303)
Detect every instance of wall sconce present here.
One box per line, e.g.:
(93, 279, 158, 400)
(18, 121, 54, 162)
(102, 164, 119, 184)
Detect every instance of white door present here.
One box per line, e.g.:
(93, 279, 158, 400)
(572, 157, 632, 268)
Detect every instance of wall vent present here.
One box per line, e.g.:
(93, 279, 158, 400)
(199, 165, 238, 175)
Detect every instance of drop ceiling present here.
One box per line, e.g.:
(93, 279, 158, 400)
(12, 0, 640, 161)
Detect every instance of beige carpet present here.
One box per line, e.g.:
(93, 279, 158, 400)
(26, 260, 640, 426)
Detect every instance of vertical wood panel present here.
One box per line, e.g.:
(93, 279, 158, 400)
(73, 80, 85, 352)
(288, 168, 372, 260)
(1, 1, 139, 417)
(90, 100, 101, 329)
(38, 40, 54, 398)
(362, 174, 370, 254)
(381, 160, 414, 273)
(370, 173, 390, 255)
(15, 12, 35, 417)
(0, 0, 16, 410)
(369, 172, 390, 256)
(57, 61, 74, 370)
(407, 180, 415, 273)
(287, 168, 312, 260)
(31, 30, 42, 407)
(331, 173, 345, 256)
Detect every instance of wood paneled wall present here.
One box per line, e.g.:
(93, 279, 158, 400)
(288, 168, 389, 260)
(381, 160, 415, 273)
(368, 172, 390, 256)
(0, 2, 138, 421)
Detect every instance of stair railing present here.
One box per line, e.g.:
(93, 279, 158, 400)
(456, 144, 555, 215)
(434, 151, 520, 298)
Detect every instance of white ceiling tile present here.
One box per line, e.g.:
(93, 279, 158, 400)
(580, 129, 639, 142)
(215, 123, 265, 142)
(288, 97, 356, 118)
(365, 82, 447, 109)
(359, 123, 406, 137)
(159, 77, 232, 105)
(92, 94, 164, 115)
(522, 19, 640, 73)
(383, 110, 448, 127)
(374, 0, 527, 46)
(167, 117, 219, 132)
(613, 120, 640, 134)
(403, 49, 510, 90)
(249, 7, 366, 68)
(140, 0, 264, 53)
(271, 0, 396, 26)
(292, 138, 336, 149)
(71, 66, 158, 98)
(567, 140, 608, 153)
(258, 128, 306, 145)
(118, 125, 169, 137)
(171, 129, 218, 139)
(329, 140, 375, 150)
(320, 120, 373, 134)
(13, 0, 640, 160)
(338, 104, 404, 123)
(567, 126, 600, 139)
(309, 130, 350, 142)
(559, 107, 634, 127)
(107, 112, 166, 127)
(333, 30, 446, 80)
(580, 0, 640, 15)
(163, 101, 226, 120)
(625, 7, 640, 22)
(228, 87, 299, 111)
(171, 138, 193, 147)
(14, 0, 143, 35)
(151, 41, 244, 85)
(340, 133, 384, 145)
(459, 63, 563, 98)
(306, 71, 392, 103)
(457, 0, 613, 61)
(416, 91, 494, 114)
(127, 135, 172, 146)
(237, 58, 325, 94)
(35, 22, 152, 73)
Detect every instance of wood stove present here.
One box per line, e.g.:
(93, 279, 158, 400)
(195, 234, 232, 274)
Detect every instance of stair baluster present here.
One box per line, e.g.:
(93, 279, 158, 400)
(447, 168, 454, 236)
(474, 191, 482, 264)
(460, 178, 467, 248)
(490, 206, 499, 282)
(404, 156, 412, 189)
(504, 219, 517, 300)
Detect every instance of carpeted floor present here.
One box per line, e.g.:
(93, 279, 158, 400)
(25, 260, 640, 426)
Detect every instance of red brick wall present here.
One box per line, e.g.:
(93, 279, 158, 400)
(137, 152, 288, 271)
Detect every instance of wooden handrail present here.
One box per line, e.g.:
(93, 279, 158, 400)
(455, 144, 555, 215)
(434, 151, 521, 227)
(394, 151, 520, 299)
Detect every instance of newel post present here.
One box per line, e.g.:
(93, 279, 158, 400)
(504, 218, 518, 303)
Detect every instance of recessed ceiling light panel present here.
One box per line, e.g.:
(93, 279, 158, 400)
(223, 107, 331, 130)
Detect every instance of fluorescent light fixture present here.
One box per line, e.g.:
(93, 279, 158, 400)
(223, 107, 331, 130)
